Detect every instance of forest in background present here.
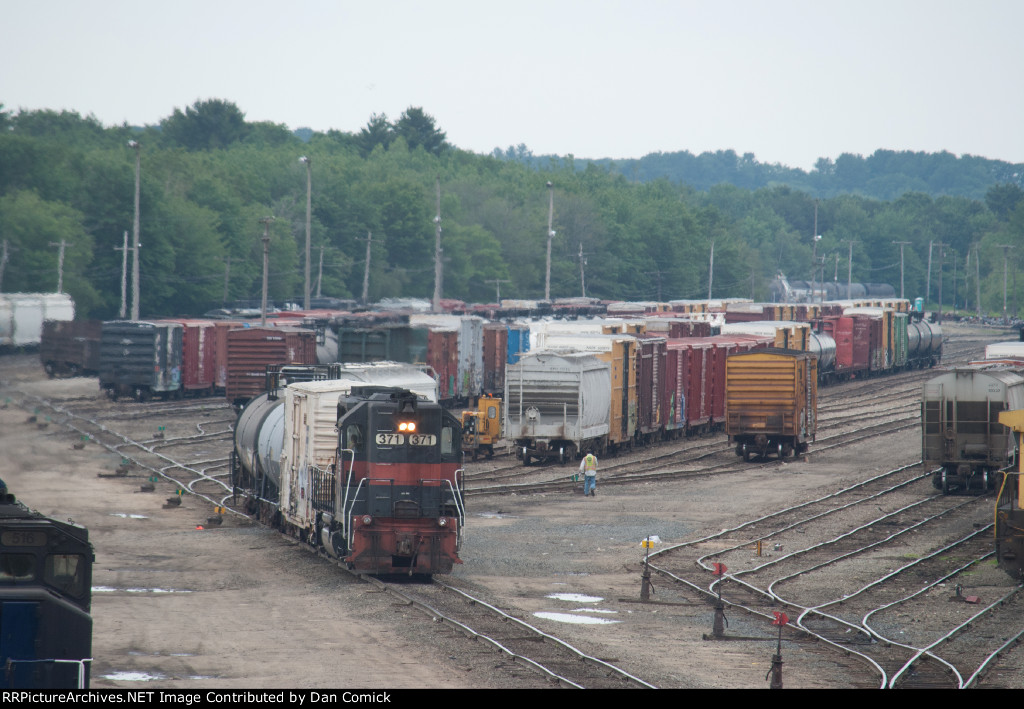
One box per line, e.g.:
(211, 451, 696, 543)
(1, 99, 1022, 320)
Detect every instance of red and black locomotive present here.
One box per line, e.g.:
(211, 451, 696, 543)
(318, 387, 464, 575)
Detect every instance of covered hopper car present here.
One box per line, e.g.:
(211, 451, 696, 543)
(922, 365, 1024, 494)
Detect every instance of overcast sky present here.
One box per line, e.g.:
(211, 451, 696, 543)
(3, 0, 1022, 171)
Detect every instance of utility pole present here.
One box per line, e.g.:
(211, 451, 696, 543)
(996, 245, 1015, 324)
(952, 249, 958, 311)
(933, 242, 946, 322)
(49, 240, 67, 293)
(811, 200, 819, 302)
(360, 231, 377, 306)
(222, 255, 231, 306)
(842, 240, 857, 300)
(0, 239, 8, 292)
(486, 279, 510, 302)
(315, 245, 324, 299)
(892, 241, 910, 299)
(545, 181, 554, 301)
(432, 177, 443, 312)
(708, 240, 715, 299)
(644, 269, 664, 301)
(129, 140, 141, 320)
(926, 240, 933, 306)
(974, 244, 982, 317)
(259, 217, 274, 327)
(578, 242, 587, 298)
(299, 156, 312, 310)
(114, 232, 129, 318)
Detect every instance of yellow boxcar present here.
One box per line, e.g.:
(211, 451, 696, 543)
(593, 337, 638, 447)
(725, 349, 817, 460)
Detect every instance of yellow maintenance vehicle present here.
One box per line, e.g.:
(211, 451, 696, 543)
(462, 394, 502, 460)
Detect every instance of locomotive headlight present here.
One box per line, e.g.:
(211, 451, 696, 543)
(398, 421, 416, 432)
(362, 515, 373, 526)
(437, 517, 448, 527)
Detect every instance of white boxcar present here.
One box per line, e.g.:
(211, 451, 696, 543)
(0, 293, 74, 347)
(986, 341, 1024, 362)
(505, 351, 611, 465)
(410, 314, 484, 398)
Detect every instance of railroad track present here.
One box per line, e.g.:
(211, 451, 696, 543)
(645, 462, 1024, 688)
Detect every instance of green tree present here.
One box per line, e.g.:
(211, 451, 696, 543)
(394, 107, 448, 156)
(161, 99, 251, 151)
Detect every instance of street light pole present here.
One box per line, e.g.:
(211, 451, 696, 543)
(892, 241, 910, 299)
(259, 217, 274, 327)
(299, 156, 312, 310)
(997, 245, 1015, 324)
(545, 182, 554, 301)
(129, 140, 141, 320)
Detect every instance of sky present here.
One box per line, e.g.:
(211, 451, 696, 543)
(3, 0, 1023, 171)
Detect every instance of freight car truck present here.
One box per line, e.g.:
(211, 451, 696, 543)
(725, 349, 817, 460)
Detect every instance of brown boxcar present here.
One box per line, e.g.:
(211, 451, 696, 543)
(635, 333, 667, 441)
(725, 348, 817, 461)
(644, 317, 712, 338)
(225, 327, 317, 405)
(426, 328, 459, 403)
(40, 319, 102, 377)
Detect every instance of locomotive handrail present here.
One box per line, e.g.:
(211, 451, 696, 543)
(338, 447, 356, 544)
(343, 477, 367, 551)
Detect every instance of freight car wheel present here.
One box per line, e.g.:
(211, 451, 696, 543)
(941, 469, 951, 495)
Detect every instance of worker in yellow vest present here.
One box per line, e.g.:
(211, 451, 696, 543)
(580, 452, 598, 497)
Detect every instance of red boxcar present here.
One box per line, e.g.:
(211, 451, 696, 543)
(664, 339, 713, 436)
(225, 327, 317, 405)
(164, 319, 217, 396)
(482, 323, 508, 394)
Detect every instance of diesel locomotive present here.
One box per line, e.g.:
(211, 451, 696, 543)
(234, 381, 464, 576)
(0, 481, 93, 689)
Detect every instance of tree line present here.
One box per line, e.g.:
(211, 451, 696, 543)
(0, 99, 1021, 319)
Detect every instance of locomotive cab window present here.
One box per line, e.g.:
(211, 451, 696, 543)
(0, 553, 36, 581)
(45, 553, 86, 597)
(441, 425, 455, 457)
(344, 424, 364, 452)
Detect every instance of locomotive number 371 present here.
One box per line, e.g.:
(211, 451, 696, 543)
(374, 433, 438, 446)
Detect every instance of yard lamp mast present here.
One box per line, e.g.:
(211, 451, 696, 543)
(299, 156, 312, 310)
(129, 140, 141, 320)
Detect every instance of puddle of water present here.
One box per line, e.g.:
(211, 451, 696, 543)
(573, 608, 617, 614)
(102, 671, 166, 682)
(92, 586, 192, 594)
(477, 512, 516, 519)
(534, 612, 621, 625)
(110, 513, 149, 519)
(546, 593, 602, 603)
(187, 675, 215, 680)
